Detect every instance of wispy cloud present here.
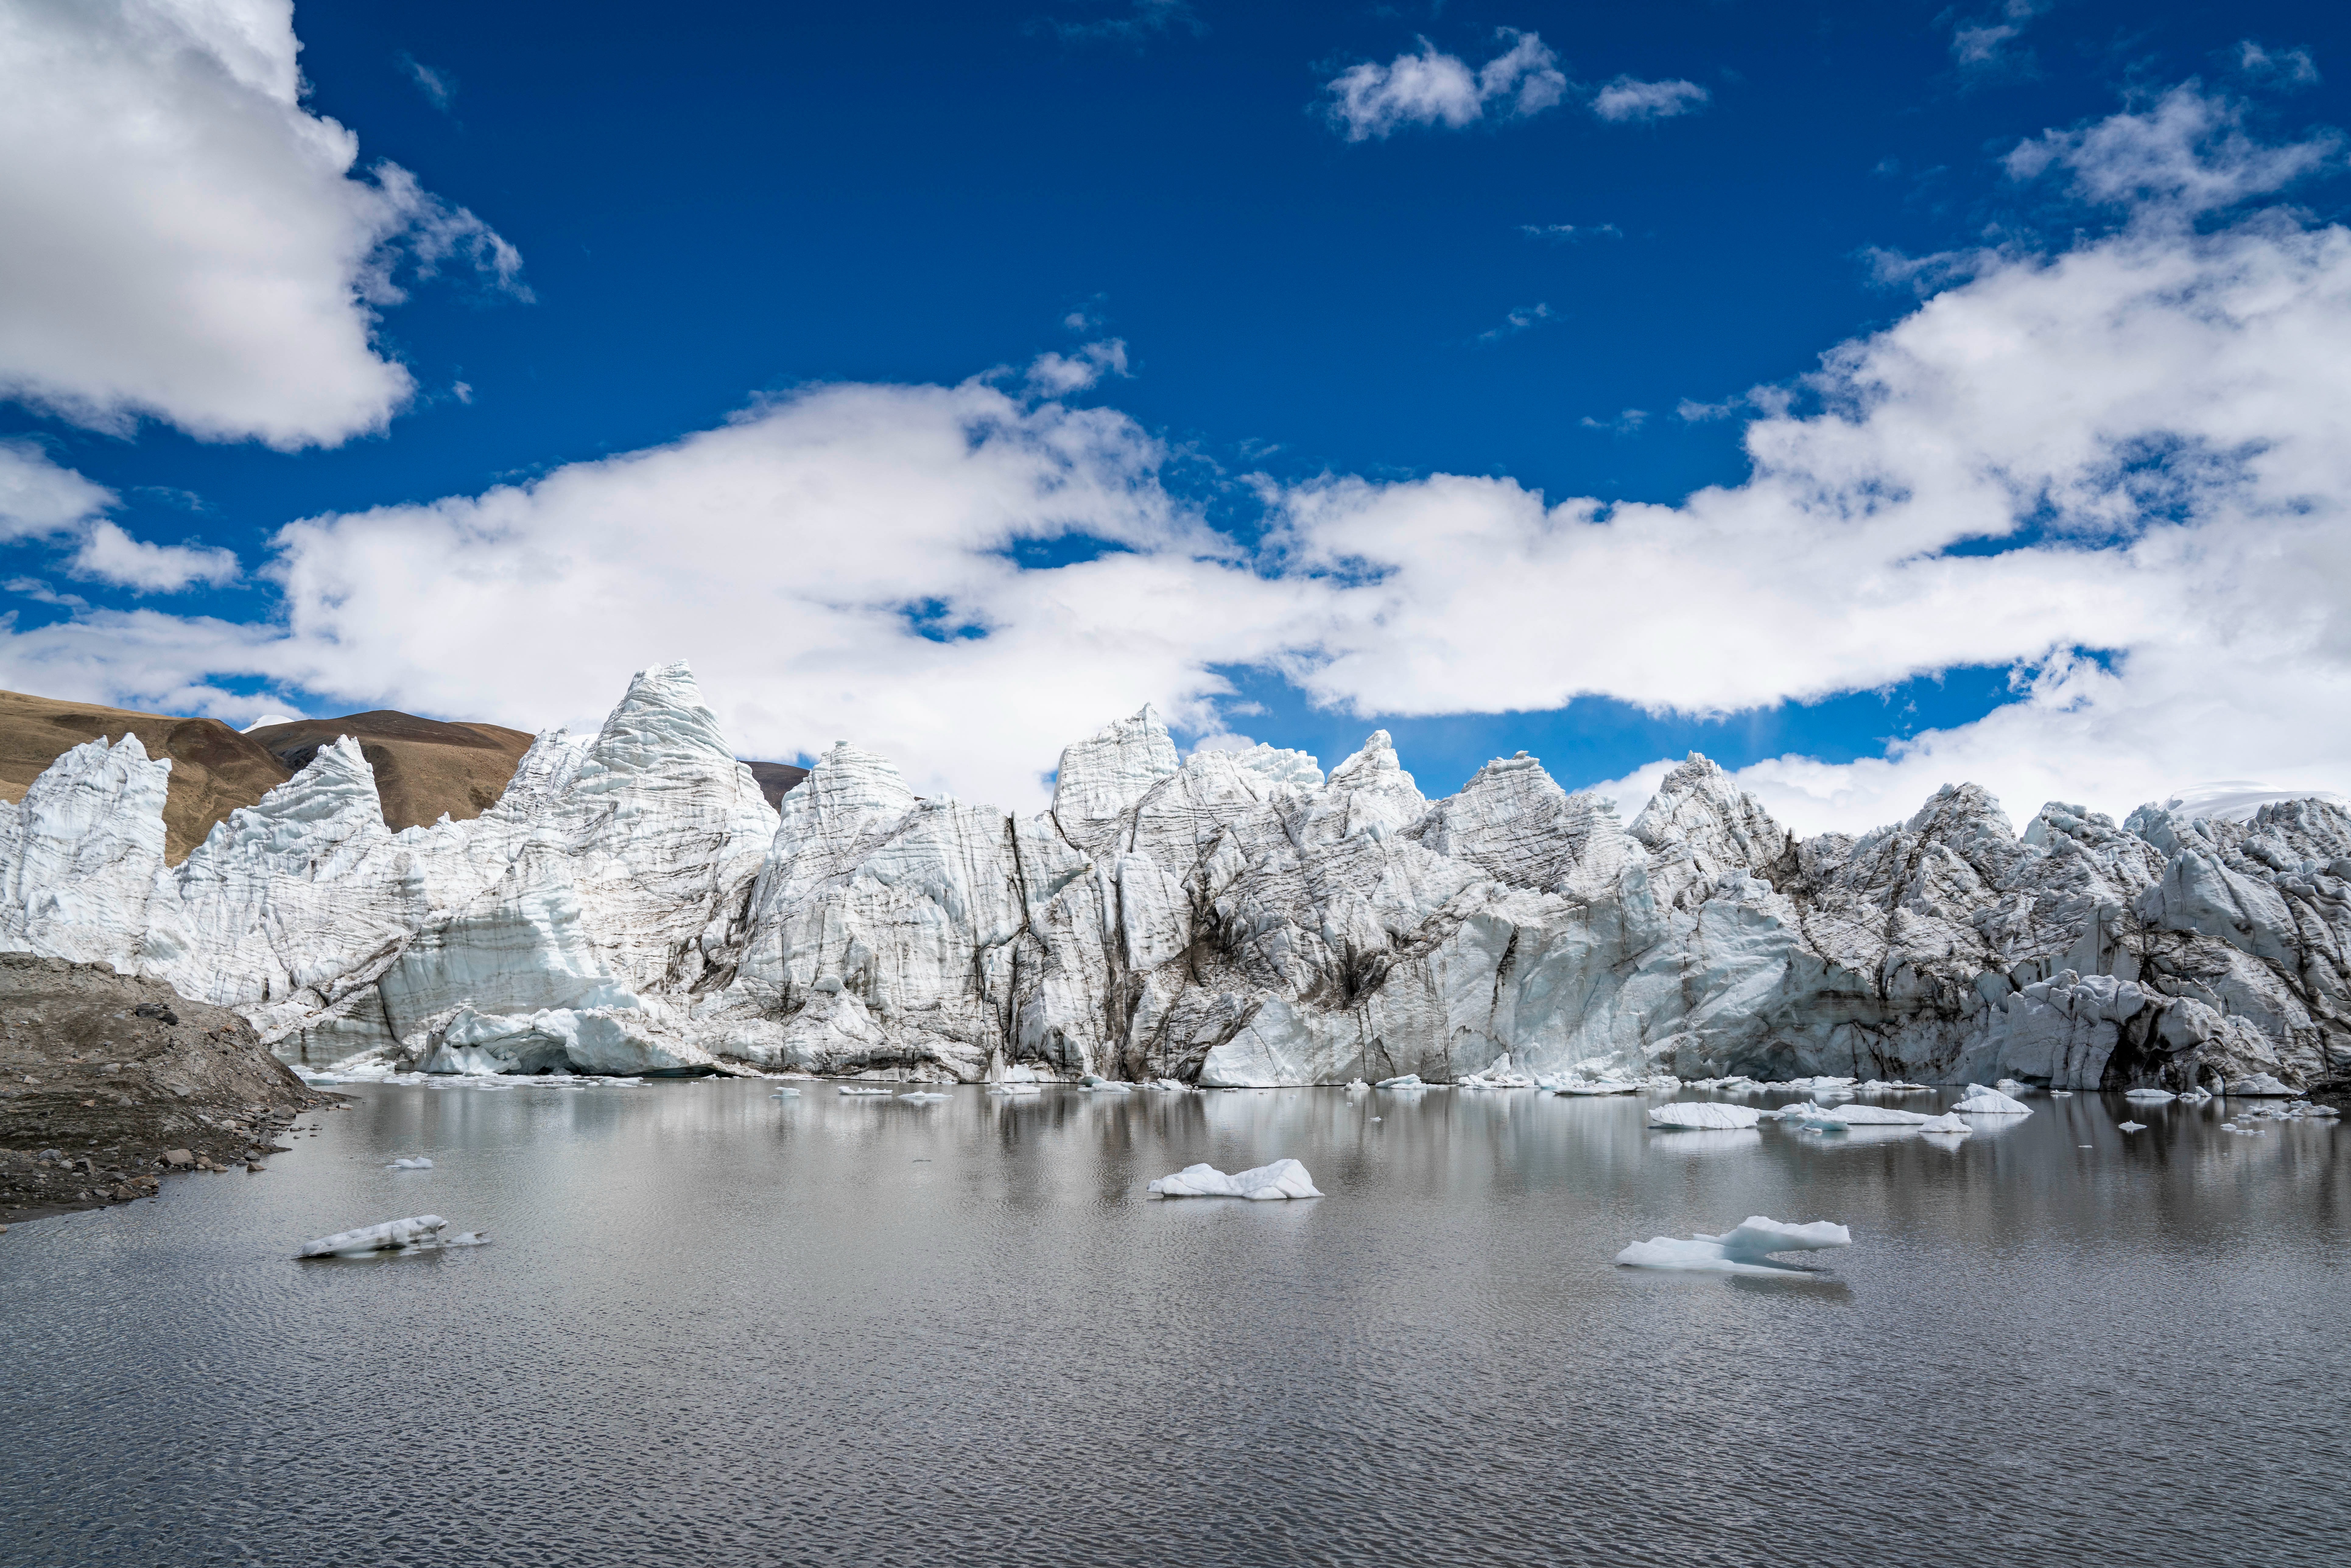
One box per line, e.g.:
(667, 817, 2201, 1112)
(2236, 40, 2320, 87)
(1029, 2, 1203, 46)
(1588, 76, 1708, 123)
(1580, 408, 1648, 433)
(1323, 29, 1567, 141)
(1476, 302, 1553, 342)
(399, 52, 455, 112)
(1947, 1, 2047, 75)
(1520, 222, 1622, 242)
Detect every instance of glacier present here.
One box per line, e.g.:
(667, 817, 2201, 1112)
(3, 660, 2348, 1092)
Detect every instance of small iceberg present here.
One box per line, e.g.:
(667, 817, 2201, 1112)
(770, 1088, 801, 1098)
(297, 1215, 486, 1259)
(1543, 1075, 1641, 1096)
(1344, 1078, 1370, 1093)
(1647, 1102, 1763, 1131)
(385, 1156, 434, 1170)
(899, 1091, 949, 1103)
(839, 1086, 893, 1096)
(1147, 1159, 1323, 1200)
(1615, 1216, 1852, 1275)
(987, 1082, 1044, 1096)
(1377, 1074, 1432, 1090)
(1078, 1075, 1132, 1094)
(2227, 1073, 2295, 1097)
(2118, 1119, 2148, 1133)
(1916, 1112, 1972, 1134)
(1953, 1084, 2032, 1115)
(1995, 1078, 2036, 1097)
(1457, 1054, 1535, 1089)
(2122, 1087, 2177, 1104)
(1855, 1079, 1932, 1094)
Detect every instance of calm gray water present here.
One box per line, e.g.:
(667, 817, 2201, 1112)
(3, 1081, 2348, 1567)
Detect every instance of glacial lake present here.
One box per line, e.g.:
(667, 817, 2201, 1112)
(3, 1081, 2348, 1567)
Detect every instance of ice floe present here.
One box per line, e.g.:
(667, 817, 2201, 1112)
(296, 1215, 487, 1258)
(2118, 1120, 2148, 1132)
(1647, 1101, 1763, 1131)
(1953, 1084, 2033, 1115)
(838, 1086, 892, 1096)
(2123, 1087, 2178, 1104)
(898, 1091, 949, 1103)
(1542, 1075, 1641, 1095)
(1995, 1079, 2036, 1097)
(1794, 1103, 1934, 1128)
(1916, 1112, 1972, 1134)
(770, 1088, 801, 1098)
(1615, 1216, 1852, 1274)
(1146, 1159, 1323, 1200)
(384, 1156, 434, 1170)
(1377, 1073, 1432, 1090)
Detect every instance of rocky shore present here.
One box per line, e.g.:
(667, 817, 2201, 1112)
(0, 953, 334, 1227)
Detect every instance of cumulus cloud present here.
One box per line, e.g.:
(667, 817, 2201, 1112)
(1026, 338, 1131, 395)
(9, 83, 2351, 835)
(2006, 82, 2343, 215)
(0, 440, 237, 592)
(0, 0, 527, 448)
(1587, 77, 1708, 123)
(1323, 29, 1566, 140)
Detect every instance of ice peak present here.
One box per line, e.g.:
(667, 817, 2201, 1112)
(1053, 704, 1180, 847)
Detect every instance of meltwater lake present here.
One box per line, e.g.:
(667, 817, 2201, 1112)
(4, 1080, 2348, 1567)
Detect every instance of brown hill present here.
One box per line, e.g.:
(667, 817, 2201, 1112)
(0, 689, 292, 864)
(244, 711, 539, 833)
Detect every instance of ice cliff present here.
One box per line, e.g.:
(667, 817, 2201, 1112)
(3, 663, 2346, 1092)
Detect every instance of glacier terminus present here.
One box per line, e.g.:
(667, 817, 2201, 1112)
(2, 662, 2345, 1094)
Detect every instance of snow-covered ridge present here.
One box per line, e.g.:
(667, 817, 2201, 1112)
(2, 664, 2346, 1092)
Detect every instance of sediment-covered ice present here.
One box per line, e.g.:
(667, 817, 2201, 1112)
(1615, 1216, 1852, 1274)
(297, 1215, 452, 1258)
(1146, 1158, 1323, 1200)
(1647, 1102, 1764, 1130)
(7, 669, 2349, 1095)
(1953, 1085, 2033, 1115)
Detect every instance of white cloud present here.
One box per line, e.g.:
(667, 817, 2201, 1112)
(0, 0, 526, 448)
(67, 520, 239, 593)
(1587, 76, 1708, 123)
(0, 439, 112, 539)
(1031, 1, 1201, 45)
(1521, 223, 1622, 242)
(1323, 29, 1566, 141)
(0, 440, 239, 592)
(1025, 338, 1131, 395)
(9, 84, 2351, 836)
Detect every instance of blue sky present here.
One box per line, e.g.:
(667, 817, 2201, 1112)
(3, 1, 2350, 826)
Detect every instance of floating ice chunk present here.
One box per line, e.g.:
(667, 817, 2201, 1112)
(2178, 1089, 2213, 1104)
(1855, 1079, 1932, 1094)
(2122, 1087, 2177, 1104)
(2051, 1090, 2074, 1098)
(1344, 1079, 1370, 1093)
(1995, 1079, 2035, 1097)
(297, 1215, 448, 1258)
(769, 1088, 801, 1098)
(1377, 1074, 1432, 1090)
(444, 1232, 490, 1247)
(1916, 1112, 1972, 1134)
(1954, 1085, 2032, 1115)
(1544, 1075, 1641, 1096)
(986, 1082, 1043, 1096)
(1615, 1215, 1851, 1274)
(1078, 1075, 1132, 1094)
(384, 1156, 434, 1170)
(1647, 1102, 1763, 1131)
(1146, 1158, 1323, 1200)
(838, 1086, 892, 1096)
(898, 1091, 949, 1103)
(1457, 1054, 1535, 1089)
(1808, 1103, 1934, 1127)
(2227, 1073, 2295, 1097)
(2118, 1120, 2148, 1133)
